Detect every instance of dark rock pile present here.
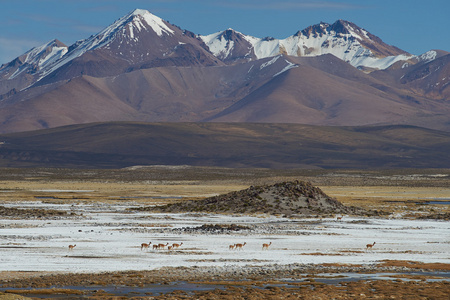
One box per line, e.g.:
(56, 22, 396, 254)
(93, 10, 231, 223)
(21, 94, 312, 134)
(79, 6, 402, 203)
(148, 180, 365, 216)
(0, 205, 72, 219)
(172, 223, 253, 235)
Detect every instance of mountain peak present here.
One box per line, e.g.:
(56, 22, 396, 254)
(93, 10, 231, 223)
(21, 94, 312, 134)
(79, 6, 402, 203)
(298, 19, 356, 37)
(116, 8, 175, 37)
(330, 19, 351, 34)
(29, 8, 180, 82)
(130, 8, 150, 16)
(199, 28, 257, 62)
(219, 28, 245, 41)
(0, 38, 68, 81)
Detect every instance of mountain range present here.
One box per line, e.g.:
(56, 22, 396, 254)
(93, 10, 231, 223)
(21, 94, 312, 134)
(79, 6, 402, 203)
(0, 8, 448, 135)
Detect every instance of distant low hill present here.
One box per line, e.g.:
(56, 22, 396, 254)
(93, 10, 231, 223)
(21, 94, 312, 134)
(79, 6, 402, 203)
(1, 122, 450, 169)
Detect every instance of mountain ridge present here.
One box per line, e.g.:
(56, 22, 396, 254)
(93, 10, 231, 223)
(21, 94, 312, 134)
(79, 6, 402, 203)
(0, 8, 449, 134)
(198, 18, 412, 69)
(0, 9, 426, 91)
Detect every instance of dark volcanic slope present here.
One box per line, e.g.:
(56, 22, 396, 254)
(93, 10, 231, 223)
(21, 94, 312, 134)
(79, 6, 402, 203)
(1, 122, 450, 169)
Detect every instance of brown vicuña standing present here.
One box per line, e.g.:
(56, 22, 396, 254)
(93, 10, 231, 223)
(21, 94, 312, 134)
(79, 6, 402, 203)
(141, 242, 151, 251)
(152, 244, 159, 250)
(235, 242, 246, 250)
(229, 244, 236, 250)
(366, 242, 376, 250)
(336, 216, 343, 221)
(172, 242, 183, 249)
(68, 244, 76, 250)
(262, 242, 272, 250)
(167, 245, 173, 251)
(158, 243, 169, 249)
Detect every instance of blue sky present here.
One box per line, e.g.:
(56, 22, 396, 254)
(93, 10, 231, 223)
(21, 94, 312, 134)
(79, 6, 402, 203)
(0, 0, 449, 64)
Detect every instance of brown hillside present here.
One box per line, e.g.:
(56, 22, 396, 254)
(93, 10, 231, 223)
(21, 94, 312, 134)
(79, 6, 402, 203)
(1, 54, 450, 134)
(207, 56, 442, 127)
(1, 122, 450, 169)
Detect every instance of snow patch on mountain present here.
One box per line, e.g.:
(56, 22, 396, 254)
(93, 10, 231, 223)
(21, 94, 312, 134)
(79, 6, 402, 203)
(200, 29, 238, 59)
(274, 59, 298, 77)
(417, 50, 437, 63)
(401, 50, 438, 69)
(245, 36, 280, 59)
(260, 55, 281, 70)
(9, 40, 67, 80)
(351, 53, 413, 70)
(199, 31, 223, 56)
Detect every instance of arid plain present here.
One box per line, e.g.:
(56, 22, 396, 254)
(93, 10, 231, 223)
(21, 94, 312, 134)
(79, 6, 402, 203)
(0, 167, 449, 299)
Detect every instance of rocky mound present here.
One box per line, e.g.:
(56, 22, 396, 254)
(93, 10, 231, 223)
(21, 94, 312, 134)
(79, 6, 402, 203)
(149, 180, 364, 216)
(0, 206, 73, 219)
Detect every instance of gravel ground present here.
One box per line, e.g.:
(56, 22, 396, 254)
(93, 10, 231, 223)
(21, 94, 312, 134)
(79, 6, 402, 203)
(1, 263, 449, 299)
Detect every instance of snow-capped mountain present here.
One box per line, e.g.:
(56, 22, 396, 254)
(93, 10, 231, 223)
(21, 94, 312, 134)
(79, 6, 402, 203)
(38, 8, 208, 80)
(5, 39, 67, 80)
(199, 29, 260, 64)
(199, 20, 412, 70)
(0, 9, 221, 91)
(0, 39, 67, 94)
(0, 9, 449, 134)
(0, 10, 423, 92)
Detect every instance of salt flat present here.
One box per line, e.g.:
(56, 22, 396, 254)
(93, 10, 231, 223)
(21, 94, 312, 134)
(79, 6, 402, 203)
(0, 201, 448, 273)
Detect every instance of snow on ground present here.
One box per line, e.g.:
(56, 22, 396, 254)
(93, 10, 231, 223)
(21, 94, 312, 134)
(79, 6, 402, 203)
(0, 201, 448, 273)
